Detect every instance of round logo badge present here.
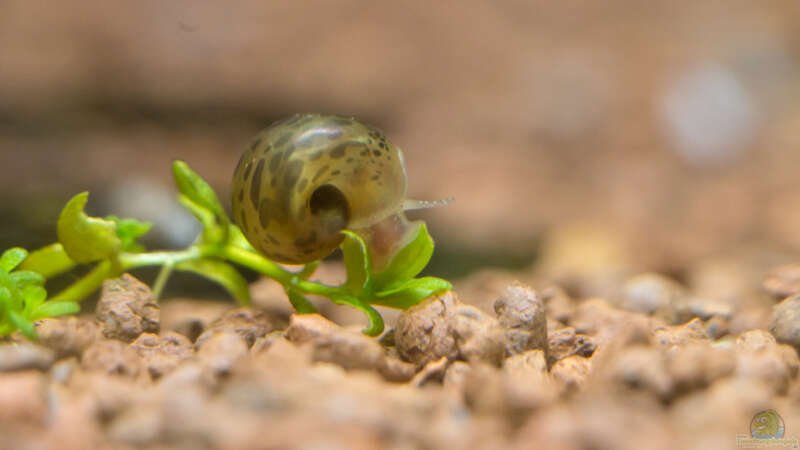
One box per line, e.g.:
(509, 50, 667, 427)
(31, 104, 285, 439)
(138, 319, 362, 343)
(751, 410, 785, 439)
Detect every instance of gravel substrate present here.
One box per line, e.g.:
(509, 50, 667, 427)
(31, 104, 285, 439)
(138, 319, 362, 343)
(0, 265, 799, 450)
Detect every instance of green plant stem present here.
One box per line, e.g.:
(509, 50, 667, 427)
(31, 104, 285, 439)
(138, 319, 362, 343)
(119, 247, 205, 269)
(218, 246, 340, 297)
(151, 262, 174, 301)
(47, 260, 114, 303)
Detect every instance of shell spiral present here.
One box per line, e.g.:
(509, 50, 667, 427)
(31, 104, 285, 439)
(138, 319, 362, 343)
(231, 114, 409, 264)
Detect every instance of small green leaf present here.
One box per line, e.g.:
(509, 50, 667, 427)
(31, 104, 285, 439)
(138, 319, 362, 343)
(57, 192, 121, 263)
(18, 244, 76, 279)
(10, 271, 44, 287)
(176, 258, 251, 306)
(331, 293, 384, 336)
(285, 287, 317, 314)
(0, 286, 11, 305)
(371, 277, 452, 309)
(31, 301, 80, 320)
(106, 216, 152, 252)
(372, 222, 434, 291)
(21, 285, 47, 315)
(172, 161, 229, 226)
(177, 194, 215, 229)
(0, 248, 28, 272)
(9, 311, 36, 340)
(340, 230, 370, 293)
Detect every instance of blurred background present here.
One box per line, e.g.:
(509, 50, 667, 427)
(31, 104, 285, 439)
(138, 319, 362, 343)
(1, 0, 800, 294)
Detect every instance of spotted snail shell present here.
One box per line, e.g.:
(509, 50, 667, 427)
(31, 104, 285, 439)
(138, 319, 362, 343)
(231, 113, 447, 268)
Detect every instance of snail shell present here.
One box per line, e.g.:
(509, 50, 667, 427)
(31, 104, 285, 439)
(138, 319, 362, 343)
(232, 113, 434, 268)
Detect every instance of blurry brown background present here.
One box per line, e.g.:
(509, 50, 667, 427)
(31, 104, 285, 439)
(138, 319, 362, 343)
(2, 0, 800, 284)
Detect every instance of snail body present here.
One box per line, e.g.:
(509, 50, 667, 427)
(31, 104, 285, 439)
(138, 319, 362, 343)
(232, 114, 442, 268)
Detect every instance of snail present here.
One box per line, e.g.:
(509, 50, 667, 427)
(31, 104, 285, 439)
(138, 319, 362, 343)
(231, 113, 450, 269)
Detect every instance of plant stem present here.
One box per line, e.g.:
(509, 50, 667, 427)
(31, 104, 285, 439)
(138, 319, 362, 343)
(151, 262, 174, 301)
(47, 260, 115, 304)
(218, 246, 340, 297)
(118, 247, 205, 269)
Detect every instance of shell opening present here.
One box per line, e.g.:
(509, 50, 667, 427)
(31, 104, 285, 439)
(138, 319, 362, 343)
(309, 184, 350, 234)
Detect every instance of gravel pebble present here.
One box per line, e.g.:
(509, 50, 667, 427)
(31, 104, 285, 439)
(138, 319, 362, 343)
(35, 316, 100, 359)
(652, 318, 709, 347)
(769, 294, 800, 352)
(493, 282, 548, 356)
(620, 272, 687, 323)
(130, 332, 194, 380)
(0, 371, 48, 425)
(81, 339, 143, 378)
(395, 291, 459, 368)
(0, 342, 55, 372)
(763, 263, 800, 300)
(96, 273, 159, 342)
(547, 326, 596, 365)
(196, 330, 248, 376)
(551, 355, 591, 395)
(451, 304, 506, 366)
(195, 307, 280, 348)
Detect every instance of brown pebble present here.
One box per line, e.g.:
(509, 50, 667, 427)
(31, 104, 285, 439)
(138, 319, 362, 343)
(769, 294, 800, 352)
(493, 282, 548, 357)
(395, 291, 459, 368)
(130, 332, 194, 380)
(0, 342, 55, 372)
(35, 316, 99, 359)
(196, 330, 248, 376)
(96, 273, 159, 342)
(451, 304, 506, 366)
(620, 272, 687, 323)
(287, 314, 412, 380)
(195, 307, 280, 348)
(0, 371, 48, 425)
(504, 350, 555, 410)
(81, 339, 143, 378)
(547, 326, 596, 365)
(763, 263, 800, 300)
(652, 318, 709, 347)
(551, 355, 591, 395)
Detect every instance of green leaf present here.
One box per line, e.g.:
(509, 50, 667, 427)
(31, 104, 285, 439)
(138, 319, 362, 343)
(175, 258, 251, 306)
(31, 301, 80, 320)
(340, 230, 370, 293)
(178, 195, 228, 245)
(172, 161, 228, 226)
(21, 285, 47, 315)
(10, 271, 44, 287)
(106, 216, 152, 252)
(372, 222, 434, 291)
(0, 248, 28, 272)
(371, 277, 452, 309)
(57, 192, 121, 263)
(9, 311, 36, 340)
(18, 244, 76, 279)
(0, 286, 11, 306)
(285, 287, 317, 314)
(331, 293, 384, 336)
